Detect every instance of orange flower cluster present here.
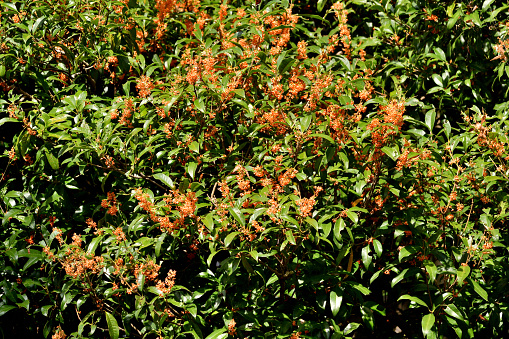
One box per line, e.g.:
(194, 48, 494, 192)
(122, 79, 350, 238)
(117, 97, 134, 127)
(8, 147, 16, 160)
(228, 318, 237, 336)
(296, 196, 315, 218)
(52, 326, 66, 339)
(278, 168, 298, 187)
(295, 187, 322, 218)
(23, 117, 37, 136)
(233, 164, 252, 195)
(396, 144, 424, 170)
(134, 188, 197, 233)
(365, 100, 406, 163)
(136, 75, 154, 98)
(52, 227, 64, 245)
(102, 155, 115, 168)
(382, 100, 405, 130)
(156, 269, 177, 295)
(256, 107, 289, 135)
(8, 103, 18, 118)
(287, 68, 306, 100)
(324, 104, 350, 144)
(304, 73, 334, 112)
(493, 38, 509, 62)
(267, 197, 281, 222)
(101, 192, 119, 216)
(265, 5, 299, 50)
(473, 118, 507, 157)
(43, 246, 55, 260)
(135, 259, 161, 281)
(61, 249, 104, 279)
(332, 2, 351, 58)
(104, 55, 118, 72)
(221, 73, 242, 101)
(113, 227, 126, 242)
(297, 40, 307, 60)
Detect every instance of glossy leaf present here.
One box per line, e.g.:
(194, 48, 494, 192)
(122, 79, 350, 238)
(105, 312, 119, 339)
(422, 313, 435, 337)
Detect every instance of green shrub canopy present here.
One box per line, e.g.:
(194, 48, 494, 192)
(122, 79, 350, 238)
(1, 0, 508, 338)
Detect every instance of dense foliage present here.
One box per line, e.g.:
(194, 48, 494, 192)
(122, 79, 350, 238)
(1, 0, 509, 338)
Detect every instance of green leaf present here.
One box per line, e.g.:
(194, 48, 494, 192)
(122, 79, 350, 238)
(45, 150, 59, 170)
(203, 213, 214, 232)
(0, 305, 17, 317)
(372, 239, 382, 257)
(308, 133, 335, 144)
(431, 74, 444, 88)
(18, 132, 29, 157)
(16, 299, 29, 311)
(241, 256, 254, 274)
(285, 230, 296, 245)
(330, 289, 343, 316)
(347, 282, 371, 295)
(422, 313, 435, 337)
(32, 16, 46, 34)
(447, 10, 461, 30)
(360, 305, 374, 331)
(425, 109, 436, 132)
(0, 117, 17, 126)
(346, 210, 358, 224)
(381, 146, 399, 161)
(137, 273, 145, 291)
(224, 232, 240, 247)
(456, 265, 470, 284)
(470, 279, 488, 301)
(361, 245, 372, 269)
(321, 222, 331, 238)
(343, 322, 361, 335)
(187, 162, 198, 180)
(250, 250, 258, 261)
(317, 0, 326, 12)
(424, 260, 437, 283)
(153, 173, 175, 189)
(398, 245, 419, 262)
(40, 305, 52, 317)
(444, 304, 464, 321)
(86, 236, 103, 254)
(334, 217, 345, 240)
(229, 207, 245, 227)
(391, 268, 421, 287)
(278, 57, 296, 74)
(233, 89, 245, 98)
(398, 294, 428, 308)
(446, 3, 456, 17)
(305, 217, 319, 231)
(1, 2, 17, 11)
(179, 178, 190, 193)
(105, 312, 119, 339)
(300, 114, 312, 132)
(432, 47, 446, 62)
(193, 22, 202, 41)
(482, 0, 496, 10)
(155, 234, 166, 257)
(443, 120, 451, 139)
(205, 328, 228, 339)
(194, 98, 205, 112)
(189, 141, 200, 153)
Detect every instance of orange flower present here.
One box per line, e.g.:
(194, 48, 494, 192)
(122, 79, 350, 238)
(228, 318, 237, 336)
(136, 75, 154, 98)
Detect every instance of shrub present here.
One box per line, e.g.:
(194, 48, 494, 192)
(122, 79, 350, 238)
(1, 0, 508, 338)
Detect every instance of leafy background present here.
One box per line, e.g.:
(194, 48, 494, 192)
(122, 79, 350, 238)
(1, 0, 508, 338)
